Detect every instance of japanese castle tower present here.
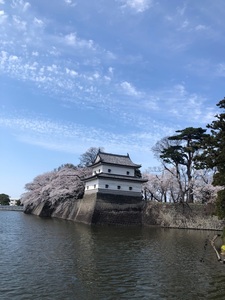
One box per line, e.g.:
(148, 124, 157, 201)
(84, 151, 147, 197)
(75, 151, 147, 225)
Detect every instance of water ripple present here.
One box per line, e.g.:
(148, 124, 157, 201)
(0, 212, 224, 300)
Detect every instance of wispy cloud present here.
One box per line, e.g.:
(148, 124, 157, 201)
(10, 0, 31, 12)
(0, 113, 167, 162)
(176, 4, 187, 16)
(195, 24, 208, 31)
(120, 81, 141, 97)
(0, 2, 118, 112)
(153, 84, 215, 123)
(64, 33, 95, 50)
(1, 0, 225, 199)
(216, 63, 225, 77)
(0, 9, 7, 23)
(64, 0, 76, 7)
(119, 0, 153, 13)
(0, 1, 221, 138)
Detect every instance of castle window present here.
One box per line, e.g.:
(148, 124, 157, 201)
(117, 186, 121, 190)
(129, 187, 133, 191)
(105, 184, 109, 188)
(94, 184, 96, 188)
(108, 169, 111, 173)
(87, 186, 89, 190)
(126, 171, 130, 175)
(99, 169, 101, 173)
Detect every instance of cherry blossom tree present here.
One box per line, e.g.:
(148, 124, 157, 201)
(21, 165, 91, 209)
(143, 168, 218, 204)
(143, 169, 180, 202)
(192, 169, 221, 204)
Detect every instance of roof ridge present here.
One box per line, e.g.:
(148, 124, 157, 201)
(99, 151, 129, 158)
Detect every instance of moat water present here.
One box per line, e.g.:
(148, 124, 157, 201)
(1, 211, 225, 300)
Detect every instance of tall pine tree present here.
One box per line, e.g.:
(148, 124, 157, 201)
(158, 127, 207, 203)
(203, 98, 225, 218)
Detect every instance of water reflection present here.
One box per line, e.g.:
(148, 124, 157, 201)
(0, 212, 225, 300)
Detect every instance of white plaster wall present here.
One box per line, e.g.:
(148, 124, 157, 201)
(92, 165, 103, 175)
(98, 178, 142, 193)
(101, 165, 134, 176)
(85, 179, 98, 191)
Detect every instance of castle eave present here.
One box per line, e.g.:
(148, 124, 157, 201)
(84, 173, 148, 183)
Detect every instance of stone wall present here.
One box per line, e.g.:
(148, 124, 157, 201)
(24, 195, 225, 230)
(24, 193, 144, 225)
(91, 193, 143, 225)
(143, 202, 225, 230)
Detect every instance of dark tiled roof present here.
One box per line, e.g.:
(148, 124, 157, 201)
(93, 151, 141, 168)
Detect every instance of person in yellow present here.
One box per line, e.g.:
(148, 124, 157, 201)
(221, 227, 225, 256)
(221, 245, 225, 255)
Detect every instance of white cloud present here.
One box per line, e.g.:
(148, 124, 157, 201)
(0, 9, 7, 23)
(176, 4, 186, 16)
(64, 0, 76, 7)
(12, 15, 27, 31)
(65, 67, 78, 77)
(10, 0, 31, 12)
(120, 0, 153, 13)
(65, 33, 77, 45)
(195, 24, 208, 31)
(64, 33, 95, 50)
(46, 64, 58, 73)
(65, 33, 78, 45)
(0, 0, 5, 4)
(0, 47, 215, 128)
(120, 81, 141, 97)
(216, 63, 225, 77)
(108, 67, 114, 74)
(33, 17, 44, 27)
(32, 51, 39, 56)
(8, 55, 19, 62)
(23, 2, 31, 12)
(48, 47, 61, 57)
(0, 114, 159, 158)
(0, 50, 8, 64)
(93, 72, 100, 79)
(151, 84, 216, 124)
(180, 19, 189, 29)
(0, 0, 220, 133)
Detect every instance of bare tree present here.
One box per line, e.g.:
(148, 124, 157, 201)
(78, 147, 104, 167)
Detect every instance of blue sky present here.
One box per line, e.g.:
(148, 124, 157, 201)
(1, 0, 225, 198)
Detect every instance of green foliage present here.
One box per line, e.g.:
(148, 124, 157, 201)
(16, 199, 22, 206)
(216, 190, 225, 219)
(0, 193, 10, 205)
(202, 98, 225, 218)
(135, 168, 142, 178)
(168, 127, 208, 165)
(160, 145, 185, 165)
(162, 127, 207, 168)
(222, 227, 225, 244)
(200, 99, 225, 170)
(159, 127, 207, 203)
